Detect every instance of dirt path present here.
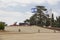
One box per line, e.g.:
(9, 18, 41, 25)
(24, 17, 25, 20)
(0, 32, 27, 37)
(0, 33, 60, 40)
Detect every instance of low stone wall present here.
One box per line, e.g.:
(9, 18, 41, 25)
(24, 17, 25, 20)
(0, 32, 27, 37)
(5, 26, 59, 33)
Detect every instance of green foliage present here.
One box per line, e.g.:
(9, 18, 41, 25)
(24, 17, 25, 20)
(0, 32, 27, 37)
(27, 6, 50, 26)
(24, 6, 60, 28)
(24, 19, 30, 23)
(36, 6, 47, 26)
(46, 20, 50, 26)
(0, 22, 6, 30)
(55, 16, 60, 27)
(30, 14, 36, 25)
(51, 13, 55, 27)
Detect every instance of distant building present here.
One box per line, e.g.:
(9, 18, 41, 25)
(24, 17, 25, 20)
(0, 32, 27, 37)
(10, 22, 18, 26)
(19, 23, 30, 26)
(10, 22, 30, 26)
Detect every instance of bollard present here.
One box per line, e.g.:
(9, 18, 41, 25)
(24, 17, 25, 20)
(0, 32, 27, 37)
(54, 30, 56, 33)
(18, 29, 21, 32)
(38, 29, 40, 33)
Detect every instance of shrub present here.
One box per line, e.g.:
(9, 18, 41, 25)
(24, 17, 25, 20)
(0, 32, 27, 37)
(0, 22, 6, 30)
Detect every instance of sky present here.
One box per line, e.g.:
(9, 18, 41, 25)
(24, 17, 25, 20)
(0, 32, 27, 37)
(0, 0, 60, 25)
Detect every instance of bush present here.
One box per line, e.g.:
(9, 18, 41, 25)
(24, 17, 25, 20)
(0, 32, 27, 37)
(0, 22, 6, 30)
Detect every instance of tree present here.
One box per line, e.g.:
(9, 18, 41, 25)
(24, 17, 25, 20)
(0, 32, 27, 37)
(55, 16, 60, 27)
(0, 22, 6, 30)
(25, 6, 54, 27)
(51, 13, 54, 27)
(36, 6, 47, 26)
(30, 6, 48, 26)
(46, 18, 50, 26)
(30, 14, 37, 25)
(24, 19, 30, 24)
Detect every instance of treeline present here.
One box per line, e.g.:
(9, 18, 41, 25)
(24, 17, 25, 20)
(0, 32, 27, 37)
(24, 6, 60, 28)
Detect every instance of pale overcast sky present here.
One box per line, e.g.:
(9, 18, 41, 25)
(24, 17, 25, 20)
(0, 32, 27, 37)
(0, 0, 60, 25)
